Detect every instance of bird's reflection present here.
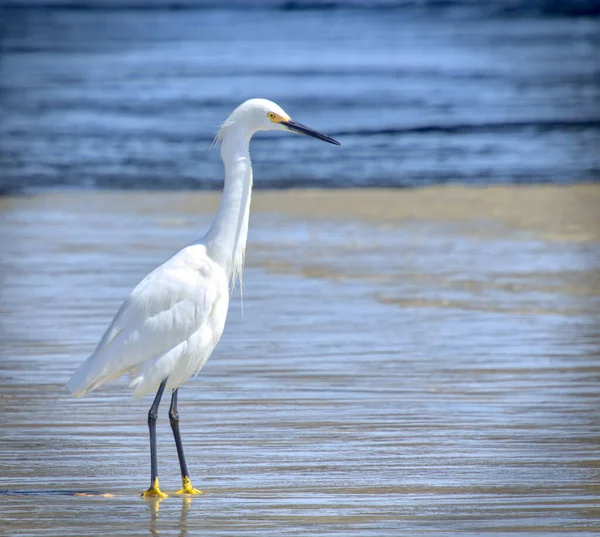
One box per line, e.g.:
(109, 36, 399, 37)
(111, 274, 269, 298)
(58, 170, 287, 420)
(147, 497, 163, 537)
(179, 496, 192, 536)
(147, 496, 192, 537)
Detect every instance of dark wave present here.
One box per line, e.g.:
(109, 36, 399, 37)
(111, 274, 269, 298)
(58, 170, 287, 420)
(8, 170, 598, 196)
(336, 119, 600, 137)
(3, 0, 600, 17)
(4, 118, 594, 148)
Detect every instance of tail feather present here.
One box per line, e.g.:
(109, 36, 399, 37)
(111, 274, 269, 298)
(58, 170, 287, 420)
(67, 324, 127, 397)
(67, 352, 115, 397)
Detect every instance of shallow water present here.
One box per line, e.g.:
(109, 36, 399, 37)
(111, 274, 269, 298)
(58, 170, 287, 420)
(1, 191, 600, 535)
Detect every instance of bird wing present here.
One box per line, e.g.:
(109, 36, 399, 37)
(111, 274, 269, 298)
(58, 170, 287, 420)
(68, 246, 221, 396)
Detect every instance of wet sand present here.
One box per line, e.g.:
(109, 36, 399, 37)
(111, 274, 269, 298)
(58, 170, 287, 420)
(1, 185, 599, 536)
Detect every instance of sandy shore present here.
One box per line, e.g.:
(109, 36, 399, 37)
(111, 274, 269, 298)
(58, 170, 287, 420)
(5, 184, 599, 243)
(255, 184, 600, 242)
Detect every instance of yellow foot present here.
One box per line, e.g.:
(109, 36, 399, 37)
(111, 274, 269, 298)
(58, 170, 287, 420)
(142, 478, 169, 499)
(175, 476, 203, 495)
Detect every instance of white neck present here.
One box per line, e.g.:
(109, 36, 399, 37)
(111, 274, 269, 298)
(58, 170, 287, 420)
(203, 125, 254, 288)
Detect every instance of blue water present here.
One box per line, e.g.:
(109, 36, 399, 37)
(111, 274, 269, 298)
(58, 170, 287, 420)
(1, 2, 599, 191)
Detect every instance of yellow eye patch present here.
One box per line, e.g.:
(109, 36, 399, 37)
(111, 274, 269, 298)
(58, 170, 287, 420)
(267, 112, 290, 123)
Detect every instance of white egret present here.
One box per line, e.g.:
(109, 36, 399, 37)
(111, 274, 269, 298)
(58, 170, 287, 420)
(67, 98, 340, 498)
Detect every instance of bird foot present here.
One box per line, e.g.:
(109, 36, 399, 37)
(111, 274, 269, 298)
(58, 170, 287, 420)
(142, 478, 169, 499)
(175, 476, 203, 495)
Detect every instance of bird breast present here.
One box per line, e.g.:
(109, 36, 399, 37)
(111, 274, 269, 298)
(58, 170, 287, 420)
(181, 244, 230, 357)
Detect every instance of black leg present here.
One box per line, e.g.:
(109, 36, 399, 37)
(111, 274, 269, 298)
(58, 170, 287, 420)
(169, 389, 202, 494)
(169, 389, 189, 478)
(143, 378, 168, 498)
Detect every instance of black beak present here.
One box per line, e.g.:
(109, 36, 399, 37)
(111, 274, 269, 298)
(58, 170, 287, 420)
(281, 119, 341, 146)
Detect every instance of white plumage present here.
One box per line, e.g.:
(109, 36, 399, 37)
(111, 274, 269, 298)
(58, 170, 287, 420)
(67, 98, 340, 400)
(68, 244, 229, 397)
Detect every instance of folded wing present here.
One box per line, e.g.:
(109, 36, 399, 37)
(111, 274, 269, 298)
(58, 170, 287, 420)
(67, 250, 219, 397)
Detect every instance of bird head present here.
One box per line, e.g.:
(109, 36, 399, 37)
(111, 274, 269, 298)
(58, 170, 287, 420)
(218, 98, 340, 146)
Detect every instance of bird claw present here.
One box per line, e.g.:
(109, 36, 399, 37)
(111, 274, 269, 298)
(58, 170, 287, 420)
(142, 478, 169, 499)
(175, 476, 203, 495)
(175, 487, 202, 495)
(175, 487, 204, 494)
